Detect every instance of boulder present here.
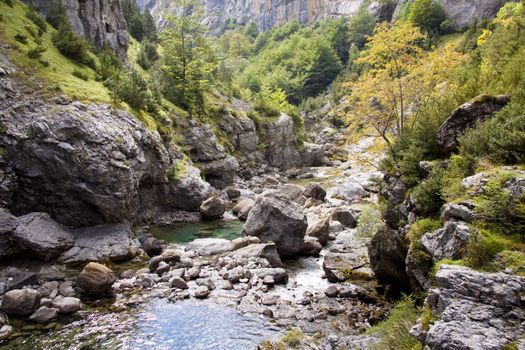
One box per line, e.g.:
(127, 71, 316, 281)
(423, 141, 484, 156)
(0, 209, 19, 259)
(54, 297, 82, 314)
(148, 249, 181, 271)
(142, 237, 163, 257)
(368, 225, 411, 291)
(436, 95, 510, 150)
(170, 277, 188, 290)
(441, 203, 474, 222)
(242, 192, 307, 256)
(0, 267, 38, 293)
(229, 243, 282, 268)
(280, 184, 306, 205)
(229, 236, 261, 251)
(59, 224, 141, 265)
(416, 265, 525, 349)
(325, 285, 339, 297)
(194, 285, 210, 299)
(232, 198, 254, 221)
(186, 238, 230, 256)
(301, 237, 322, 257)
(29, 306, 58, 323)
(226, 186, 241, 199)
(330, 207, 359, 228)
(1, 288, 41, 317)
(200, 196, 225, 220)
(306, 217, 330, 245)
(303, 184, 326, 201)
(13, 212, 74, 261)
(421, 221, 470, 261)
(197, 156, 239, 190)
(76, 262, 116, 296)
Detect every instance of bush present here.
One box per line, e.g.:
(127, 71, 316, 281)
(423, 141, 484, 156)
(408, 0, 447, 35)
(356, 205, 384, 238)
(45, 0, 67, 29)
(14, 34, 28, 44)
(53, 21, 95, 68)
(25, 9, 47, 34)
(97, 45, 123, 81)
(107, 69, 159, 112)
(72, 69, 89, 81)
(464, 230, 505, 270)
(137, 40, 159, 70)
(411, 169, 445, 216)
(27, 46, 46, 59)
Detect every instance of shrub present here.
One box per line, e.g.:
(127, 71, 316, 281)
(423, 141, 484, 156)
(356, 205, 384, 238)
(53, 21, 95, 68)
(408, 0, 447, 35)
(137, 40, 159, 70)
(107, 69, 158, 111)
(25, 9, 47, 34)
(27, 46, 46, 59)
(97, 45, 123, 81)
(72, 69, 89, 81)
(14, 34, 28, 44)
(45, 0, 67, 29)
(282, 328, 302, 348)
(367, 295, 420, 350)
(464, 230, 505, 270)
(411, 169, 445, 216)
(1, 0, 13, 7)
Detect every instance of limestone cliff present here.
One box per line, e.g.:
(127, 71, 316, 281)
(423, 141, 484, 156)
(23, 0, 129, 61)
(139, 0, 512, 33)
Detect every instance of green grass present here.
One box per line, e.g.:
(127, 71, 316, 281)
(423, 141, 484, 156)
(0, 0, 111, 103)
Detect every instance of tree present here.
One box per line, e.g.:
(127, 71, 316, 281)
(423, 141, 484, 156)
(408, 0, 447, 35)
(46, 0, 67, 29)
(160, 0, 216, 114)
(143, 11, 158, 42)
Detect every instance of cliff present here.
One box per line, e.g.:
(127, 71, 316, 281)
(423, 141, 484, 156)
(23, 0, 129, 61)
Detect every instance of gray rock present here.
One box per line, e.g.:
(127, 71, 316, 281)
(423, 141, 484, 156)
(170, 277, 188, 290)
(436, 95, 510, 150)
(230, 243, 282, 268)
(0, 268, 38, 292)
(194, 286, 210, 299)
(441, 203, 474, 222)
(232, 198, 254, 221)
(330, 207, 359, 228)
(186, 238, 230, 256)
(226, 186, 241, 199)
(306, 217, 330, 245)
(13, 212, 74, 261)
(76, 262, 116, 296)
(325, 285, 339, 297)
(242, 192, 307, 256)
(261, 294, 279, 306)
(148, 249, 181, 271)
(54, 297, 82, 314)
(1, 288, 41, 317)
(280, 184, 306, 205)
(0, 209, 19, 259)
(200, 196, 226, 220)
(29, 306, 57, 323)
(421, 221, 470, 261)
(229, 236, 261, 251)
(59, 224, 141, 265)
(303, 184, 326, 201)
(142, 237, 163, 257)
(0, 325, 13, 341)
(301, 237, 322, 256)
(250, 268, 288, 284)
(420, 264, 525, 350)
(186, 266, 201, 280)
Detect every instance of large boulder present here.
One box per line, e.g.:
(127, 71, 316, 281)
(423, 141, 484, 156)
(436, 95, 510, 150)
(330, 207, 359, 228)
(232, 198, 254, 221)
(186, 238, 230, 256)
(13, 212, 74, 261)
(199, 196, 225, 220)
(306, 217, 330, 245)
(303, 183, 326, 201)
(76, 262, 116, 296)
(421, 221, 470, 261)
(0, 209, 20, 259)
(1, 288, 41, 317)
(229, 243, 282, 268)
(414, 265, 525, 349)
(368, 225, 411, 291)
(242, 192, 307, 256)
(59, 224, 141, 265)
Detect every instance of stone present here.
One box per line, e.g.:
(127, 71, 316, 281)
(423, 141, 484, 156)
(142, 237, 163, 257)
(186, 238, 230, 256)
(418, 265, 525, 350)
(280, 184, 307, 205)
(225, 266, 244, 283)
(441, 203, 474, 222)
(306, 217, 330, 245)
(330, 207, 359, 228)
(54, 297, 82, 314)
(230, 243, 282, 268)
(0, 209, 19, 259)
(196, 278, 216, 290)
(229, 236, 261, 251)
(301, 237, 322, 257)
(368, 225, 411, 291)
(13, 212, 74, 261)
(148, 249, 181, 271)
(0, 325, 13, 341)
(303, 184, 326, 201)
(1, 288, 41, 317)
(170, 277, 188, 290)
(200, 196, 226, 220)
(155, 262, 170, 276)
(261, 294, 279, 306)
(187, 266, 201, 280)
(436, 95, 510, 150)
(29, 306, 58, 323)
(76, 262, 116, 295)
(0, 268, 38, 292)
(194, 286, 210, 299)
(38, 281, 60, 298)
(59, 224, 141, 265)
(232, 199, 255, 221)
(242, 192, 307, 256)
(421, 221, 470, 261)
(251, 268, 288, 284)
(226, 186, 241, 199)
(324, 285, 339, 297)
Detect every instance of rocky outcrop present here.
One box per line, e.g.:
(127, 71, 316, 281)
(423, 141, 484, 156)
(421, 221, 470, 261)
(24, 0, 129, 61)
(413, 265, 525, 350)
(260, 114, 302, 169)
(436, 95, 510, 150)
(0, 72, 214, 227)
(242, 192, 307, 256)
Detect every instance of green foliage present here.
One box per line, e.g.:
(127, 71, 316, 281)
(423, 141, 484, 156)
(121, 0, 157, 42)
(166, 159, 188, 183)
(464, 229, 506, 270)
(25, 8, 47, 34)
(45, 0, 67, 29)
(137, 39, 159, 70)
(53, 20, 95, 69)
(27, 45, 46, 59)
(107, 68, 158, 112)
(72, 69, 89, 81)
(367, 296, 420, 350)
(356, 205, 384, 238)
(411, 169, 445, 216)
(97, 45, 123, 81)
(282, 328, 303, 348)
(14, 33, 28, 44)
(407, 0, 447, 35)
(1, 0, 13, 7)
(408, 218, 441, 266)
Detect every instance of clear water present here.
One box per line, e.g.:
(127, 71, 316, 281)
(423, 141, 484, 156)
(151, 219, 244, 244)
(4, 299, 282, 350)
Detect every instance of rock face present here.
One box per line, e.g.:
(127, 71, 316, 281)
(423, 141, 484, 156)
(59, 224, 141, 265)
(260, 114, 302, 169)
(0, 209, 20, 259)
(242, 192, 307, 256)
(24, 0, 129, 61)
(0, 76, 214, 227)
(13, 212, 74, 261)
(436, 95, 510, 150)
(415, 265, 525, 350)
